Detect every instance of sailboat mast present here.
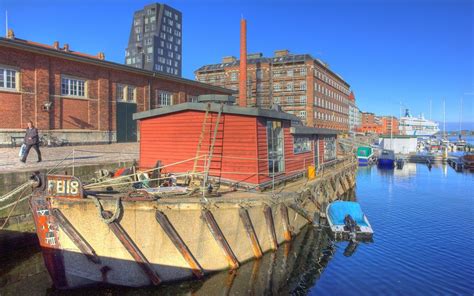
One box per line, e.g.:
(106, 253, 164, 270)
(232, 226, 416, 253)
(443, 99, 446, 137)
(459, 96, 463, 134)
(390, 116, 393, 150)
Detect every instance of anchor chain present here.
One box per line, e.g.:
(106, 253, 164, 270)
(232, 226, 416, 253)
(90, 196, 122, 224)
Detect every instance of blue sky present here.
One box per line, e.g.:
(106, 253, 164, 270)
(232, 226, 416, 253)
(1, 0, 472, 126)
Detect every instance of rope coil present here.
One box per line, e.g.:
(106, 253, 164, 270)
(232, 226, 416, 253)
(89, 196, 122, 224)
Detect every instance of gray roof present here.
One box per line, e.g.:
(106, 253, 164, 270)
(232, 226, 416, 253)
(290, 126, 340, 136)
(195, 54, 313, 72)
(133, 102, 301, 122)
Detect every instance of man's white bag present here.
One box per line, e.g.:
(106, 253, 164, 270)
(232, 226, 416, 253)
(19, 144, 26, 159)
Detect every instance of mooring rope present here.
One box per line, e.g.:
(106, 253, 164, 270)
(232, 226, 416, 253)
(0, 186, 31, 230)
(89, 196, 122, 224)
(84, 155, 206, 188)
(0, 181, 33, 203)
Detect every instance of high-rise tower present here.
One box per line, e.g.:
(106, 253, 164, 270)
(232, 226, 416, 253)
(125, 3, 182, 76)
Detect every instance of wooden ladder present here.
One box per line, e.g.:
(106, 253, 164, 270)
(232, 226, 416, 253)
(190, 103, 224, 186)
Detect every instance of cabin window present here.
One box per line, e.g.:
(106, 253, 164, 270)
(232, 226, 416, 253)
(267, 121, 285, 174)
(293, 137, 311, 154)
(324, 137, 336, 161)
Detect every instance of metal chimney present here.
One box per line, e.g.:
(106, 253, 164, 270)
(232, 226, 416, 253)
(239, 18, 247, 107)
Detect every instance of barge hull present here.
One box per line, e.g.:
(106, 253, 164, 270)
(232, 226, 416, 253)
(29, 161, 357, 288)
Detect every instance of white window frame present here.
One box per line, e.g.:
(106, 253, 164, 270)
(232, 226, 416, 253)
(0, 66, 19, 91)
(156, 90, 173, 107)
(61, 75, 86, 98)
(116, 84, 136, 103)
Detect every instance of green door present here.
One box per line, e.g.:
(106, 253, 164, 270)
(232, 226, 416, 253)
(116, 102, 137, 142)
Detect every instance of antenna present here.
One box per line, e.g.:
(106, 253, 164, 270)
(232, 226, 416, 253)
(5, 10, 8, 37)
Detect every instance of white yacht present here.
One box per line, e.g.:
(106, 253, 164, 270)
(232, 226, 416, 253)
(399, 109, 440, 136)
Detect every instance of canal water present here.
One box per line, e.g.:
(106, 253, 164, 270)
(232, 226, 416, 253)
(1, 163, 473, 295)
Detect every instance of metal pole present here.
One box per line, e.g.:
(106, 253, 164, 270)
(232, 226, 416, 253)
(72, 148, 75, 176)
(272, 159, 275, 194)
(303, 157, 306, 178)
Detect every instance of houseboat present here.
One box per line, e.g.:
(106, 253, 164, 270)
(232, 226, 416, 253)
(356, 146, 374, 166)
(28, 95, 358, 289)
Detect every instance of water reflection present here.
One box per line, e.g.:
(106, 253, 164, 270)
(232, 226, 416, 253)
(1, 188, 373, 296)
(0, 226, 340, 296)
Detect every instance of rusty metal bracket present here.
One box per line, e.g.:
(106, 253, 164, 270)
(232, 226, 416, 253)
(103, 211, 161, 285)
(201, 209, 239, 269)
(51, 208, 100, 264)
(288, 203, 314, 223)
(280, 204, 292, 242)
(263, 205, 278, 250)
(239, 208, 263, 259)
(155, 211, 204, 279)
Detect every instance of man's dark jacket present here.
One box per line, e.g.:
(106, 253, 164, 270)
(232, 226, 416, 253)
(24, 128, 39, 145)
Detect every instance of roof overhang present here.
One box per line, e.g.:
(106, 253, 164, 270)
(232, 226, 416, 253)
(133, 102, 301, 122)
(290, 126, 339, 136)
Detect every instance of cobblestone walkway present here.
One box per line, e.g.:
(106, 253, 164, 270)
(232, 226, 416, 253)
(0, 143, 139, 173)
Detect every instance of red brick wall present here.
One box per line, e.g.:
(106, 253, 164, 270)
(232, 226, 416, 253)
(0, 45, 228, 132)
(0, 91, 21, 128)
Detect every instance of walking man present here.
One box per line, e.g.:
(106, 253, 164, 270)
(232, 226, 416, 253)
(20, 121, 42, 163)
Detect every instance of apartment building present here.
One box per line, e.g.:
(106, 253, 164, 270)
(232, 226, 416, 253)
(195, 50, 351, 132)
(125, 3, 182, 76)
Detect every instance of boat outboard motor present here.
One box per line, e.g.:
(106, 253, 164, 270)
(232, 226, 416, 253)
(344, 214, 357, 240)
(343, 240, 359, 257)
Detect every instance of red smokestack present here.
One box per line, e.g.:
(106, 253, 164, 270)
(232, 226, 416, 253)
(239, 18, 247, 107)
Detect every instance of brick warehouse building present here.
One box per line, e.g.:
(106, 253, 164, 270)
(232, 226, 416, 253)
(0, 33, 232, 146)
(195, 50, 352, 132)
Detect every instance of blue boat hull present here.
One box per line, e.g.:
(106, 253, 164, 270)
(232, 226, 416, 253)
(378, 158, 395, 168)
(358, 158, 369, 166)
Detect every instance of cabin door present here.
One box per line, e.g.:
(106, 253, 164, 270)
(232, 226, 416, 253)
(267, 121, 285, 174)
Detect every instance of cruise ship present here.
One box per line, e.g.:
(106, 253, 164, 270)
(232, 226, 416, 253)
(399, 109, 440, 136)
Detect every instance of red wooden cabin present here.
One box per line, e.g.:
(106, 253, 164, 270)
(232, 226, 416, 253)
(134, 95, 339, 187)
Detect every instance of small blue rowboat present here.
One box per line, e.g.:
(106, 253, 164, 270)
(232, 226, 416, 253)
(326, 201, 373, 240)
